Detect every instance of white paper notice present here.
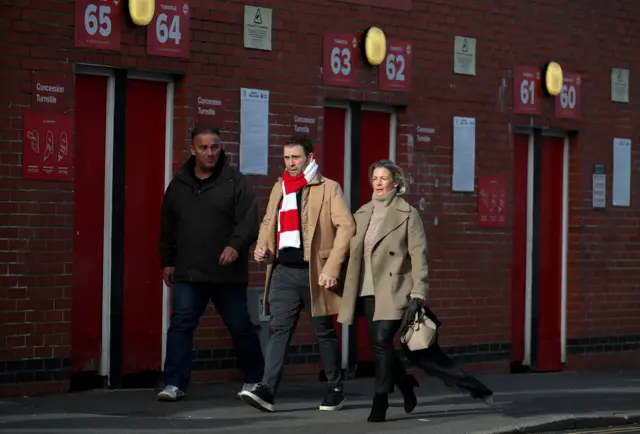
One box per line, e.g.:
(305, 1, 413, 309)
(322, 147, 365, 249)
(240, 88, 269, 175)
(243, 5, 272, 51)
(452, 116, 476, 192)
(612, 137, 631, 207)
(611, 68, 630, 103)
(454, 36, 477, 76)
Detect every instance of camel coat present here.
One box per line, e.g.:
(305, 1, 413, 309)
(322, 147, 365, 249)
(256, 174, 356, 317)
(337, 195, 429, 324)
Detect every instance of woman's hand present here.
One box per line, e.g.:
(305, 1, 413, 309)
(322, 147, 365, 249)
(319, 273, 338, 289)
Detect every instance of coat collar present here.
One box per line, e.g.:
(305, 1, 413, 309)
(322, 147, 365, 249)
(355, 194, 411, 215)
(355, 195, 411, 248)
(175, 152, 233, 187)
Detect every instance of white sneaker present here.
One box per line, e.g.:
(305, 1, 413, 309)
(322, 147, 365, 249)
(236, 383, 257, 399)
(157, 385, 185, 402)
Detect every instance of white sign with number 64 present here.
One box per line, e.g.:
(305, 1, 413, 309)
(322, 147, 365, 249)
(156, 13, 181, 44)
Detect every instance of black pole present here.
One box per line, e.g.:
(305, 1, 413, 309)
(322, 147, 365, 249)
(347, 102, 362, 375)
(349, 102, 362, 213)
(530, 128, 542, 371)
(109, 69, 127, 388)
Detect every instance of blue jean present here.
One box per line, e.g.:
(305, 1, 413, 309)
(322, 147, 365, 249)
(163, 282, 264, 391)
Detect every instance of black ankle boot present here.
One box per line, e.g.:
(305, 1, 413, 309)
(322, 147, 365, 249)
(397, 374, 419, 413)
(367, 393, 389, 422)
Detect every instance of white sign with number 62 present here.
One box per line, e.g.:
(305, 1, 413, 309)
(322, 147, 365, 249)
(156, 13, 181, 44)
(385, 53, 406, 81)
(84, 4, 112, 37)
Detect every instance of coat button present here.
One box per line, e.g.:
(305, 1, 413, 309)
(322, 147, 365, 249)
(389, 251, 395, 255)
(389, 272, 392, 276)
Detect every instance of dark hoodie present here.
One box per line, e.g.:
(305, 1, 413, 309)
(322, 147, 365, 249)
(159, 151, 259, 285)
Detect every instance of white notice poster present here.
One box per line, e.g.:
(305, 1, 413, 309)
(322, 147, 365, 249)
(612, 137, 631, 207)
(452, 116, 476, 192)
(240, 88, 269, 175)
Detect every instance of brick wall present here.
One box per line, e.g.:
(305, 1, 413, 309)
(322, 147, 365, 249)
(2, 0, 640, 394)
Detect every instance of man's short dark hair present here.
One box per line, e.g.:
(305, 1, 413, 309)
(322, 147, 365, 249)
(285, 133, 314, 156)
(191, 125, 221, 142)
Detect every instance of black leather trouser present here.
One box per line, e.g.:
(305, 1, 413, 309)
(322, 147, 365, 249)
(355, 296, 408, 394)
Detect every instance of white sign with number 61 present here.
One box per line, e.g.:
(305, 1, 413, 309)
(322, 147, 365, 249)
(520, 79, 535, 105)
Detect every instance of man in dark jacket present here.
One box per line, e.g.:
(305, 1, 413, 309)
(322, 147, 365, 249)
(157, 125, 264, 401)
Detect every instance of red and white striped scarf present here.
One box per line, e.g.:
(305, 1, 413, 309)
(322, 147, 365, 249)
(277, 160, 319, 250)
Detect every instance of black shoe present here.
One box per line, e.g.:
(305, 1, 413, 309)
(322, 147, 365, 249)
(239, 383, 275, 412)
(397, 374, 419, 413)
(367, 393, 389, 422)
(319, 386, 346, 411)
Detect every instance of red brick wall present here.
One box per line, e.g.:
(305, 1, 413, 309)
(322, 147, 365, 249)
(2, 0, 640, 393)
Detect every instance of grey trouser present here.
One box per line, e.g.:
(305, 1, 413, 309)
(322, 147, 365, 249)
(262, 265, 343, 394)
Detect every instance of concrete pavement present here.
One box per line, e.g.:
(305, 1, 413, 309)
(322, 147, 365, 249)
(0, 371, 639, 433)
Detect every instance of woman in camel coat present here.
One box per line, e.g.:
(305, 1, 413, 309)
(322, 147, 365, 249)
(337, 159, 429, 422)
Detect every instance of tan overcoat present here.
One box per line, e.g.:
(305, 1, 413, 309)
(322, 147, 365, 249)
(256, 174, 356, 317)
(337, 195, 429, 324)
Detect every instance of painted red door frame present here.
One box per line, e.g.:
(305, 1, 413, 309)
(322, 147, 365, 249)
(121, 79, 167, 374)
(510, 134, 529, 367)
(510, 133, 564, 372)
(71, 74, 109, 372)
(537, 136, 564, 371)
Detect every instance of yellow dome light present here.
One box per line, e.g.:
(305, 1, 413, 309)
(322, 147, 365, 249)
(129, 0, 155, 26)
(544, 61, 563, 96)
(363, 27, 386, 66)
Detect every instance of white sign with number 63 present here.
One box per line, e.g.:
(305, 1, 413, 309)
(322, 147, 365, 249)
(330, 47, 352, 76)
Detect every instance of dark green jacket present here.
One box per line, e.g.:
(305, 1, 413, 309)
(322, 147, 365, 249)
(159, 152, 259, 284)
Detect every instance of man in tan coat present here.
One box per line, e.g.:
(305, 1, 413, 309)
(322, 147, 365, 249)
(239, 134, 355, 413)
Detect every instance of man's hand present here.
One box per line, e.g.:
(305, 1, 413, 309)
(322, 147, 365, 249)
(318, 273, 338, 289)
(219, 246, 239, 265)
(254, 246, 270, 263)
(162, 267, 175, 289)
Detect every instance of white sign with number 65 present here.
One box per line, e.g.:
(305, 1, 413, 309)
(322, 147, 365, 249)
(84, 4, 112, 37)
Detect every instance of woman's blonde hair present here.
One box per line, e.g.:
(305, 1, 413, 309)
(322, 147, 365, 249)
(369, 160, 408, 196)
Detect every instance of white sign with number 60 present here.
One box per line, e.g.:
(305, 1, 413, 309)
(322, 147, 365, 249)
(330, 47, 352, 76)
(156, 13, 181, 44)
(84, 4, 112, 37)
(559, 84, 576, 109)
(385, 53, 406, 81)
